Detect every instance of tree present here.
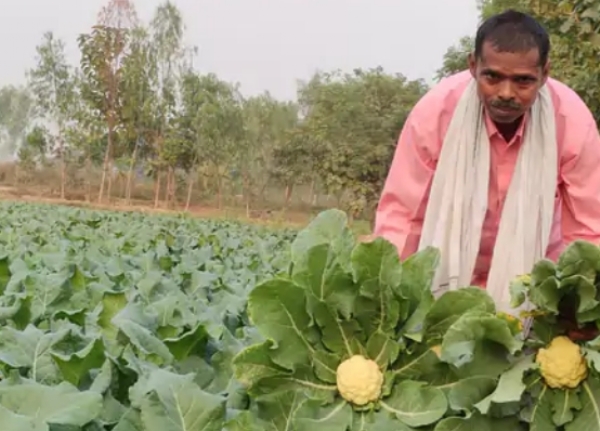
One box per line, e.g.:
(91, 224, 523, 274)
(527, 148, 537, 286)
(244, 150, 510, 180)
(149, 0, 186, 207)
(527, 0, 600, 122)
(239, 94, 299, 212)
(0, 85, 32, 161)
(28, 31, 76, 198)
(297, 67, 427, 220)
(119, 25, 157, 204)
(19, 125, 50, 167)
(270, 123, 321, 208)
(435, 36, 473, 80)
(78, 0, 138, 203)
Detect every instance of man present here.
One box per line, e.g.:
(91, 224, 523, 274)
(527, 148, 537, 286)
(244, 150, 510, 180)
(373, 10, 600, 308)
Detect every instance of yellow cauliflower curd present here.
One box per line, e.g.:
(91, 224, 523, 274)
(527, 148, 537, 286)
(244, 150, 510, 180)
(336, 355, 383, 406)
(536, 336, 588, 389)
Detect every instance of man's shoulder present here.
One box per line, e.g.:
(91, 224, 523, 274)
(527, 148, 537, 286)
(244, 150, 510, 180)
(545, 77, 595, 123)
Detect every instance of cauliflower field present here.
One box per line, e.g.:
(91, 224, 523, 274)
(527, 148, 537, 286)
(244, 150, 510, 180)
(1, 203, 600, 430)
(0, 201, 294, 430)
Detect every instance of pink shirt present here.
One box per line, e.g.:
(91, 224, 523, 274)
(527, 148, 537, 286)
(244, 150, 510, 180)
(374, 70, 600, 287)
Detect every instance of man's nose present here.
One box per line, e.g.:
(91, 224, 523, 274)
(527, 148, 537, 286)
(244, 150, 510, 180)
(497, 80, 515, 100)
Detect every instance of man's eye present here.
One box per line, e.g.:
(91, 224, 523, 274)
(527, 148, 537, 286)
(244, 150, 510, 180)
(515, 77, 534, 83)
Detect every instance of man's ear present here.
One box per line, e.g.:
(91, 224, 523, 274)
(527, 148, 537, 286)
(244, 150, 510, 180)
(541, 60, 550, 86)
(468, 52, 477, 78)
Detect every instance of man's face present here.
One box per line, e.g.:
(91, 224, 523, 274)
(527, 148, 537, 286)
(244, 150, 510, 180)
(469, 41, 549, 124)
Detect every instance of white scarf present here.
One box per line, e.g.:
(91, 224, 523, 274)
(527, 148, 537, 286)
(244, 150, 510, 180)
(419, 78, 557, 315)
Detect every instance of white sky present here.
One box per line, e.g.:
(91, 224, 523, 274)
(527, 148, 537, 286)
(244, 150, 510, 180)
(0, 0, 479, 100)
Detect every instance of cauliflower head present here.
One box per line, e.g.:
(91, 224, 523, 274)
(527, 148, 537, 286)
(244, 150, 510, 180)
(336, 355, 383, 406)
(536, 336, 588, 389)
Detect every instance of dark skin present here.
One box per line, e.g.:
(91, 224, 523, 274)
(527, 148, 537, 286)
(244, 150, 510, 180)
(468, 41, 549, 142)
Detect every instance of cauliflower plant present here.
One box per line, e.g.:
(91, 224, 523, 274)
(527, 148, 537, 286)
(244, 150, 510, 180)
(496, 312, 523, 335)
(336, 355, 384, 406)
(535, 336, 588, 389)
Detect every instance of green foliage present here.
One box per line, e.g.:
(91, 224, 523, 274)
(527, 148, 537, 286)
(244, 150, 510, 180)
(0, 203, 530, 431)
(297, 68, 427, 218)
(435, 36, 473, 80)
(1, 203, 600, 429)
(528, 0, 600, 122)
(5, 0, 600, 214)
(18, 126, 50, 166)
(0, 85, 32, 159)
(0, 201, 295, 430)
(232, 209, 520, 429)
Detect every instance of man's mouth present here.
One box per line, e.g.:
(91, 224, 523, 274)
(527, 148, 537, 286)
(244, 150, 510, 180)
(491, 105, 520, 115)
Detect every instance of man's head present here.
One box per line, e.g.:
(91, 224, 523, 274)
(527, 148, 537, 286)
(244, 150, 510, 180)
(469, 10, 550, 124)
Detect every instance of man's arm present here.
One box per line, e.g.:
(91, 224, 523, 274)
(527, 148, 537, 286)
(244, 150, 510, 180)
(560, 123, 600, 246)
(373, 113, 437, 259)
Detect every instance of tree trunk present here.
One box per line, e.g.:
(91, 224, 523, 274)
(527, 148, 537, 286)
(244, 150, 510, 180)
(164, 166, 175, 208)
(154, 169, 161, 208)
(185, 170, 195, 211)
(98, 123, 114, 203)
(125, 144, 138, 205)
(163, 167, 170, 205)
(309, 179, 317, 206)
(284, 183, 293, 208)
(98, 146, 110, 203)
(85, 154, 92, 202)
(243, 172, 250, 218)
(168, 166, 175, 207)
(59, 136, 66, 200)
(106, 160, 114, 203)
(217, 175, 223, 209)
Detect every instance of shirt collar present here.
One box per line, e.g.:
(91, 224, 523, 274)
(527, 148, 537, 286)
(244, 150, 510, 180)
(483, 109, 528, 146)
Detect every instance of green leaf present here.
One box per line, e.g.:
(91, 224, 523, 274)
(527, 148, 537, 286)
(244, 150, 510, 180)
(0, 404, 40, 431)
(232, 341, 336, 398)
(51, 336, 105, 386)
(139, 376, 226, 431)
(0, 324, 68, 383)
(557, 240, 600, 278)
(445, 376, 497, 413)
(565, 378, 600, 431)
(434, 412, 523, 430)
(381, 380, 447, 427)
(292, 243, 357, 319)
(424, 288, 496, 343)
(551, 388, 581, 427)
(246, 279, 315, 370)
(440, 310, 521, 370)
(398, 247, 440, 313)
(293, 399, 353, 431)
(0, 378, 102, 427)
(520, 385, 555, 430)
(475, 355, 536, 414)
(291, 209, 354, 273)
(163, 323, 207, 362)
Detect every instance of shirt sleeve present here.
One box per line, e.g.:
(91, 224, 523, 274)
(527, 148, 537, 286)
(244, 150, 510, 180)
(373, 110, 437, 259)
(560, 123, 600, 246)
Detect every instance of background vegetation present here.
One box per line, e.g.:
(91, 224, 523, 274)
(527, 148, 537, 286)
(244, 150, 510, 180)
(0, 0, 598, 226)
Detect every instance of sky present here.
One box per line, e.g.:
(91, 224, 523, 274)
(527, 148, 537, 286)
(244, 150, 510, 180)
(0, 0, 480, 101)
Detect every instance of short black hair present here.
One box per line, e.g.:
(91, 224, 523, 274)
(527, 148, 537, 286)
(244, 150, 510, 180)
(475, 10, 550, 66)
